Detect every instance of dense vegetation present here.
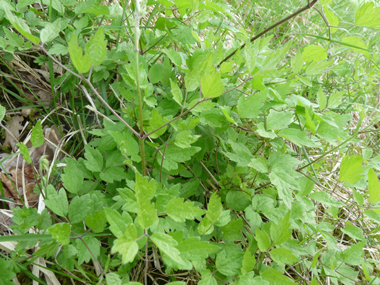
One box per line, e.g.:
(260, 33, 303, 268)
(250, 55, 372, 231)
(1, 0, 380, 284)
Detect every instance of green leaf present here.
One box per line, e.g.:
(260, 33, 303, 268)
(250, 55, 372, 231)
(305, 60, 333, 76)
(176, 236, 219, 261)
(309, 191, 344, 207)
(151, 233, 188, 267)
(108, 130, 141, 162)
(61, 159, 84, 193)
(48, 223, 71, 245)
(174, 131, 200, 149)
(270, 248, 299, 266)
(111, 224, 139, 264)
(31, 120, 44, 147)
(270, 211, 291, 245)
(83, 145, 104, 172)
(146, 109, 167, 139)
(341, 241, 365, 265)
(185, 53, 213, 91)
(368, 168, 380, 204)
(226, 191, 251, 211)
(244, 41, 257, 73)
(262, 268, 296, 284)
(162, 48, 182, 67)
(149, 64, 164, 84)
(135, 173, 157, 229)
(85, 27, 107, 66)
(17, 142, 32, 164)
(68, 195, 91, 224)
(68, 33, 91, 73)
(328, 91, 344, 108)
(215, 244, 244, 276)
(355, 2, 380, 28)
(40, 18, 69, 43)
(341, 223, 365, 241)
(3, 27, 23, 47)
(302, 45, 327, 62)
(223, 141, 253, 167)
(0, 105, 5, 121)
(266, 110, 293, 130)
(221, 219, 243, 241)
(99, 167, 128, 183)
(106, 273, 122, 285)
(317, 88, 327, 111)
(291, 51, 303, 74)
(207, 192, 223, 222)
(85, 210, 107, 233)
(238, 90, 266, 119)
(339, 156, 364, 185)
(323, 6, 339, 33)
(44, 185, 68, 217)
(157, 145, 200, 171)
(261, 41, 291, 70)
(0, 258, 16, 284)
(241, 249, 256, 274)
(342, 37, 370, 58)
(166, 198, 205, 222)
(255, 228, 271, 252)
(49, 43, 69, 56)
(170, 79, 183, 106)
(199, 270, 217, 285)
(104, 208, 129, 238)
(201, 72, 224, 98)
(84, 4, 110, 16)
(277, 128, 321, 147)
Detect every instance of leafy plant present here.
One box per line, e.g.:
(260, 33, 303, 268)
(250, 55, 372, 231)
(0, 0, 380, 284)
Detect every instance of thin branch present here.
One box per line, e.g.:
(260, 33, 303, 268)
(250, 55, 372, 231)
(218, 0, 318, 67)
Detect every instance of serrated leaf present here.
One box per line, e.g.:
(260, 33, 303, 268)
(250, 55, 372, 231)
(215, 244, 244, 276)
(68, 33, 91, 73)
(199, 270, 217, 285)
(255, 228, 271, 252)
(342, 37, 370, 58)
(151, 233, 188, 266)
(328, 91, 344, 108)
(85, 27, 107, 66)
(3, 27, 24, 47)
(221, 219, 243, 241)
(355, 2, 380, 28)
(162, 48, 182, 67)
(135, 173, 157, 229)
(270, 248, 299, 266)
(68, 195, 91, 224)
(201, 72, 224, 98)
(31, 120, 44, 147)
(302, 45, 327, 62)
(61, 160, 84, 193)
(305, 60, 333, 76)
(270, 211, 291, 245)
(17, 142, 31, 163)
(262, 268, 296, 284)
(238, 90, 266, 119)
(100, 167, 128, 183)
(170, 79, 183, 106)
(83, 145, 104, 172)
(166, 198, 205, 222)
(278, 128, 321, 147)
(176, 236, 219, 260)
(111, 224, 139, 264)
(368, 168, 380, 204)
(44, 185, 68, 217)
(244, 41, 257, 73)
(49, 43, 69, 55)
(48, 223, 71, 245)
(241, 250, 256, 274)
(323, 6, 339, 33)
(174, 131, 200, 149)
(85, 210, 107, 233)
(185, 53, 213, 91)
(341, 223, 365, 241)
(104, 208, 128, 238)
(40, 18, 69, 43)
(341, 241, 365, 265)
(339, 155, 364, 185)
(291, 51, 303, 73)
(266, 110, 293, 130)
(146, 109, 167, 139)
(157, 145, 201, 171)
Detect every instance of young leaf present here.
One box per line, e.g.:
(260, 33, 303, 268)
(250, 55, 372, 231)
(31, 120, 44, 147)
(40, 18, 70, 43)
(99, 167, 128, 183)
(339, 156, 364, 185)
(85, 210, 107, 233)
(302, 45, 327, 62)
(135, 173, 157, 229)
(151, 233, 188, 267)
(291, 50, 303, 73)
(44, 185, 68, 217)
(83, 145, 104, 172)
(317, 88, 327, 111)
(368, 168, 380, 204)
(270, 248, 299, 266)
(146, 109, 167, 139)
(323, 6, 339, 33)
(241, 250, 256, 274)
(201, 72, 224, 98)
(0, 105, 5, 121)
(174, 131, 200, 149)
(170, 79, 183, 106)
(48, 223, 71, 245)
(111, 224, 139, 264)
(104, 207, 129, 238)
(85, 27, 107, 66)
(17, 142, 32, 164)
(68, 33, 91, 73)
(176, 236, 219, 261)
(255, 228, 271, 252)
(166, 198, 205, 222)
(61, 159, 84, 193)
(355, 2, 380, 28)
(270, 211, 291, 245)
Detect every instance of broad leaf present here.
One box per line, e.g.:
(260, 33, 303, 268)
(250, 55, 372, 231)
(48, 223, 71, 245)
(85, 27, 107, 65)
(201, 72, 224, 98)
(111, 224, 139, 264)
(44, 185, 68, 217)
(166, 198, 205, 222)
(68, 33, 91, 73)
(339, 155, 364, 185)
